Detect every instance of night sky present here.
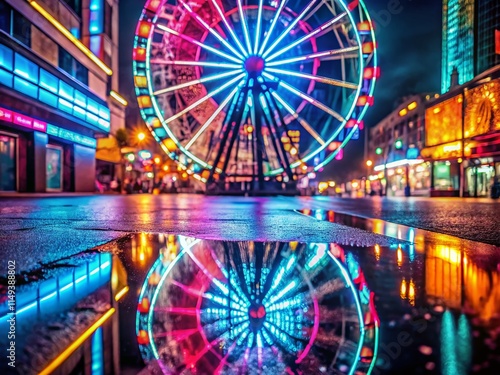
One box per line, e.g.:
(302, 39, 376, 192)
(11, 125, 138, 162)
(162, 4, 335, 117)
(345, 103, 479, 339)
(119, 0, 442, 181)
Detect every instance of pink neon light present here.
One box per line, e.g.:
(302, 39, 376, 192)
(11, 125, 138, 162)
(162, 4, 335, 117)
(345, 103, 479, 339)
(295, 296, 319, 364)
(33, 119, 47, 132)
(0, 108, 13, 122)
(13, 114, 33, 129)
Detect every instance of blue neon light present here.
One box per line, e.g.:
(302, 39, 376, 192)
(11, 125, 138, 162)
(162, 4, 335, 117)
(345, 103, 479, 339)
(46, 124, 97, 148)
(14, 53, 38, 84)
(0, 43, 111, 131)
(92, 327, 104, 375)
(0, 44, 13, 71)
(89, 0, 104, 35)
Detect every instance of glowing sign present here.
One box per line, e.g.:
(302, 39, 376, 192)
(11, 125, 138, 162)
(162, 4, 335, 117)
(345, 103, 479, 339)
(0, 108, 13, 122)
(13, 113, 33, 128)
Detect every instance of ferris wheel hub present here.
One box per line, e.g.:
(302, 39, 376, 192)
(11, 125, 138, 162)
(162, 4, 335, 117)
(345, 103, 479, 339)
(244, 56, 265, 76)
(248, 303, 266, 329)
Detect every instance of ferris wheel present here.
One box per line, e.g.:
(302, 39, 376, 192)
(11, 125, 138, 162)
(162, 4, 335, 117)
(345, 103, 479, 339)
(136, 237, 379, 374)
(133, 0, 378, 187)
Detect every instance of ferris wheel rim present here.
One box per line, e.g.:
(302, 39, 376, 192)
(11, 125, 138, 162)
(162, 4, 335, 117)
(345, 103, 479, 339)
(141, 237, 367, 373)
(134, 0, 377, 180)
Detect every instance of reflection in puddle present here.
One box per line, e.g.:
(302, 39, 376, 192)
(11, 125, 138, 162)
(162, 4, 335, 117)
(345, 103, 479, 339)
(136, 237, 378, 374)
(2, 220, 500, 375)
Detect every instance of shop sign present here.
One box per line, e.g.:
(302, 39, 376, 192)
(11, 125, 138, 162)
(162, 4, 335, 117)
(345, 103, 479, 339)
(33, 119, 47, 132)
(13, 113, 33, 129)
(0, 108, 13, 122)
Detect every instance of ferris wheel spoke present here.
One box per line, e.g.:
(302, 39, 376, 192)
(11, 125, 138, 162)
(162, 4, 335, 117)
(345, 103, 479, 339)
(269, 91, 326, 146)
(262, 0, 321, 59)
(177, 0, 245, 60)
(253, 0, 264, 54)
(161, 73, 245, 127)
(267, 67, 358, 90)
(153, 70, 243, 96)
(263, 72, 345, 123)
(150, 59, 242, 69)
(266, 46, 359, 67)
(208, 0, 248, 57)
(237, 0, 253, 55)
(184, 244, 248, 307)
(155, 24, 242, 64)
(185, 84, 241, 150)
(258, 0, 289, 55)
(266, 12, 347, 62)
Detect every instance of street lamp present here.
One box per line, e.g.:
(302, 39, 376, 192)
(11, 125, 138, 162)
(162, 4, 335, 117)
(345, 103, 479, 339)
(365, 160, 373, 196)
(138, 132, 146, 142)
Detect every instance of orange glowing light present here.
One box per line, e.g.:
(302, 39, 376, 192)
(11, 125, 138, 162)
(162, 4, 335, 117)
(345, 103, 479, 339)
(137, 330, 150, 345)
(138, 298, 150, 313)
(154, 157, 161, 164)
(363, 66, 381, 79)
(133, 47, 147, 61)
(145, 0, 162, 12)
(357, 21, 372, 32)
(397, 247, 403, 266)
(246, 125, 254, 133)
(361, 42, 376, 54)
(137, 21, 152, 38)
(134, 76, 148, 88)
(357, 95, 374, 106)
(138, 96, 152, 108)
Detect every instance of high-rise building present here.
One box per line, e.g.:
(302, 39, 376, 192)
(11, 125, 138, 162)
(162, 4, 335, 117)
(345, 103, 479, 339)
(441, 0, 475, 93)
(0, 0, 126, 192)
(442, 0, 500, 93)
(475, 0, 500, 74)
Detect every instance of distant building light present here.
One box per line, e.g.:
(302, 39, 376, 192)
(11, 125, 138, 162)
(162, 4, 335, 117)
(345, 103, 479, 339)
(407, 101, 417, 111)
(375, 147, 383, 155)
(399, 108, 408, 117)
(110, 91, 128, 106)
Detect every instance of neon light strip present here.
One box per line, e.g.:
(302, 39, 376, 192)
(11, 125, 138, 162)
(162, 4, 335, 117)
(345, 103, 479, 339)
(266, 12, 347, 61)
(115, 286, 129, 302)
(373, 159, 424, 171)
(266, 46, 359, 66)
(153, 70, 242, 96)
(177, 0, 244, 60)
(28, 1, 112, 76)
(161, 73, 245, 126)
(185, 85, 240, 150)
(259, 0, 289, 55)
(39, 308, 116, 375)
(263, 72, 345, 122)
(150, 59, 241, 69)
(266, 67, 358, 89)
(253, 0, 264, 54)
(262, 0, 320, 58)
(110, 91, 128, 106)
(270, 92, 325, 145)
(155, 24, 242, 64)
(208, 0, 248, 57)
(237, 0, 253, 55)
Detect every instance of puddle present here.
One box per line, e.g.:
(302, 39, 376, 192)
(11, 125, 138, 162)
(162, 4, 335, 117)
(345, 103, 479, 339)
(1, 227, 499, 374)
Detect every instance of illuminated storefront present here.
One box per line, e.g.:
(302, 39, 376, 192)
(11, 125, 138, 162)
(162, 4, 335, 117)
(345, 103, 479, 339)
(423, 74, 500, 197)
(0, 0, 126, 192)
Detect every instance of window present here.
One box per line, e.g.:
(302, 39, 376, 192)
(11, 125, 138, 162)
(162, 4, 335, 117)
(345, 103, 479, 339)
(62, 0, 82, 17)
(104, 1, 112, 39)
(12, 10, 31, 47)
(0, 1, 12, 34)
(58, 47, 88, 86)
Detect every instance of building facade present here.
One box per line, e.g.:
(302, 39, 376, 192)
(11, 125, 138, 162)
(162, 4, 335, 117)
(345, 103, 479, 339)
(0, 0, 126, 193)
(366, 95, 434, 196)
(442, 0, 500, 93)
(422, 66, 500, 197)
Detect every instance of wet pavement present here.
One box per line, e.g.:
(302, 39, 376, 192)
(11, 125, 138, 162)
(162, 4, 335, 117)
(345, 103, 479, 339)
(0, 194, 499, 374)
(1, 229, 499, 374)
(0, 194, 499, 275)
